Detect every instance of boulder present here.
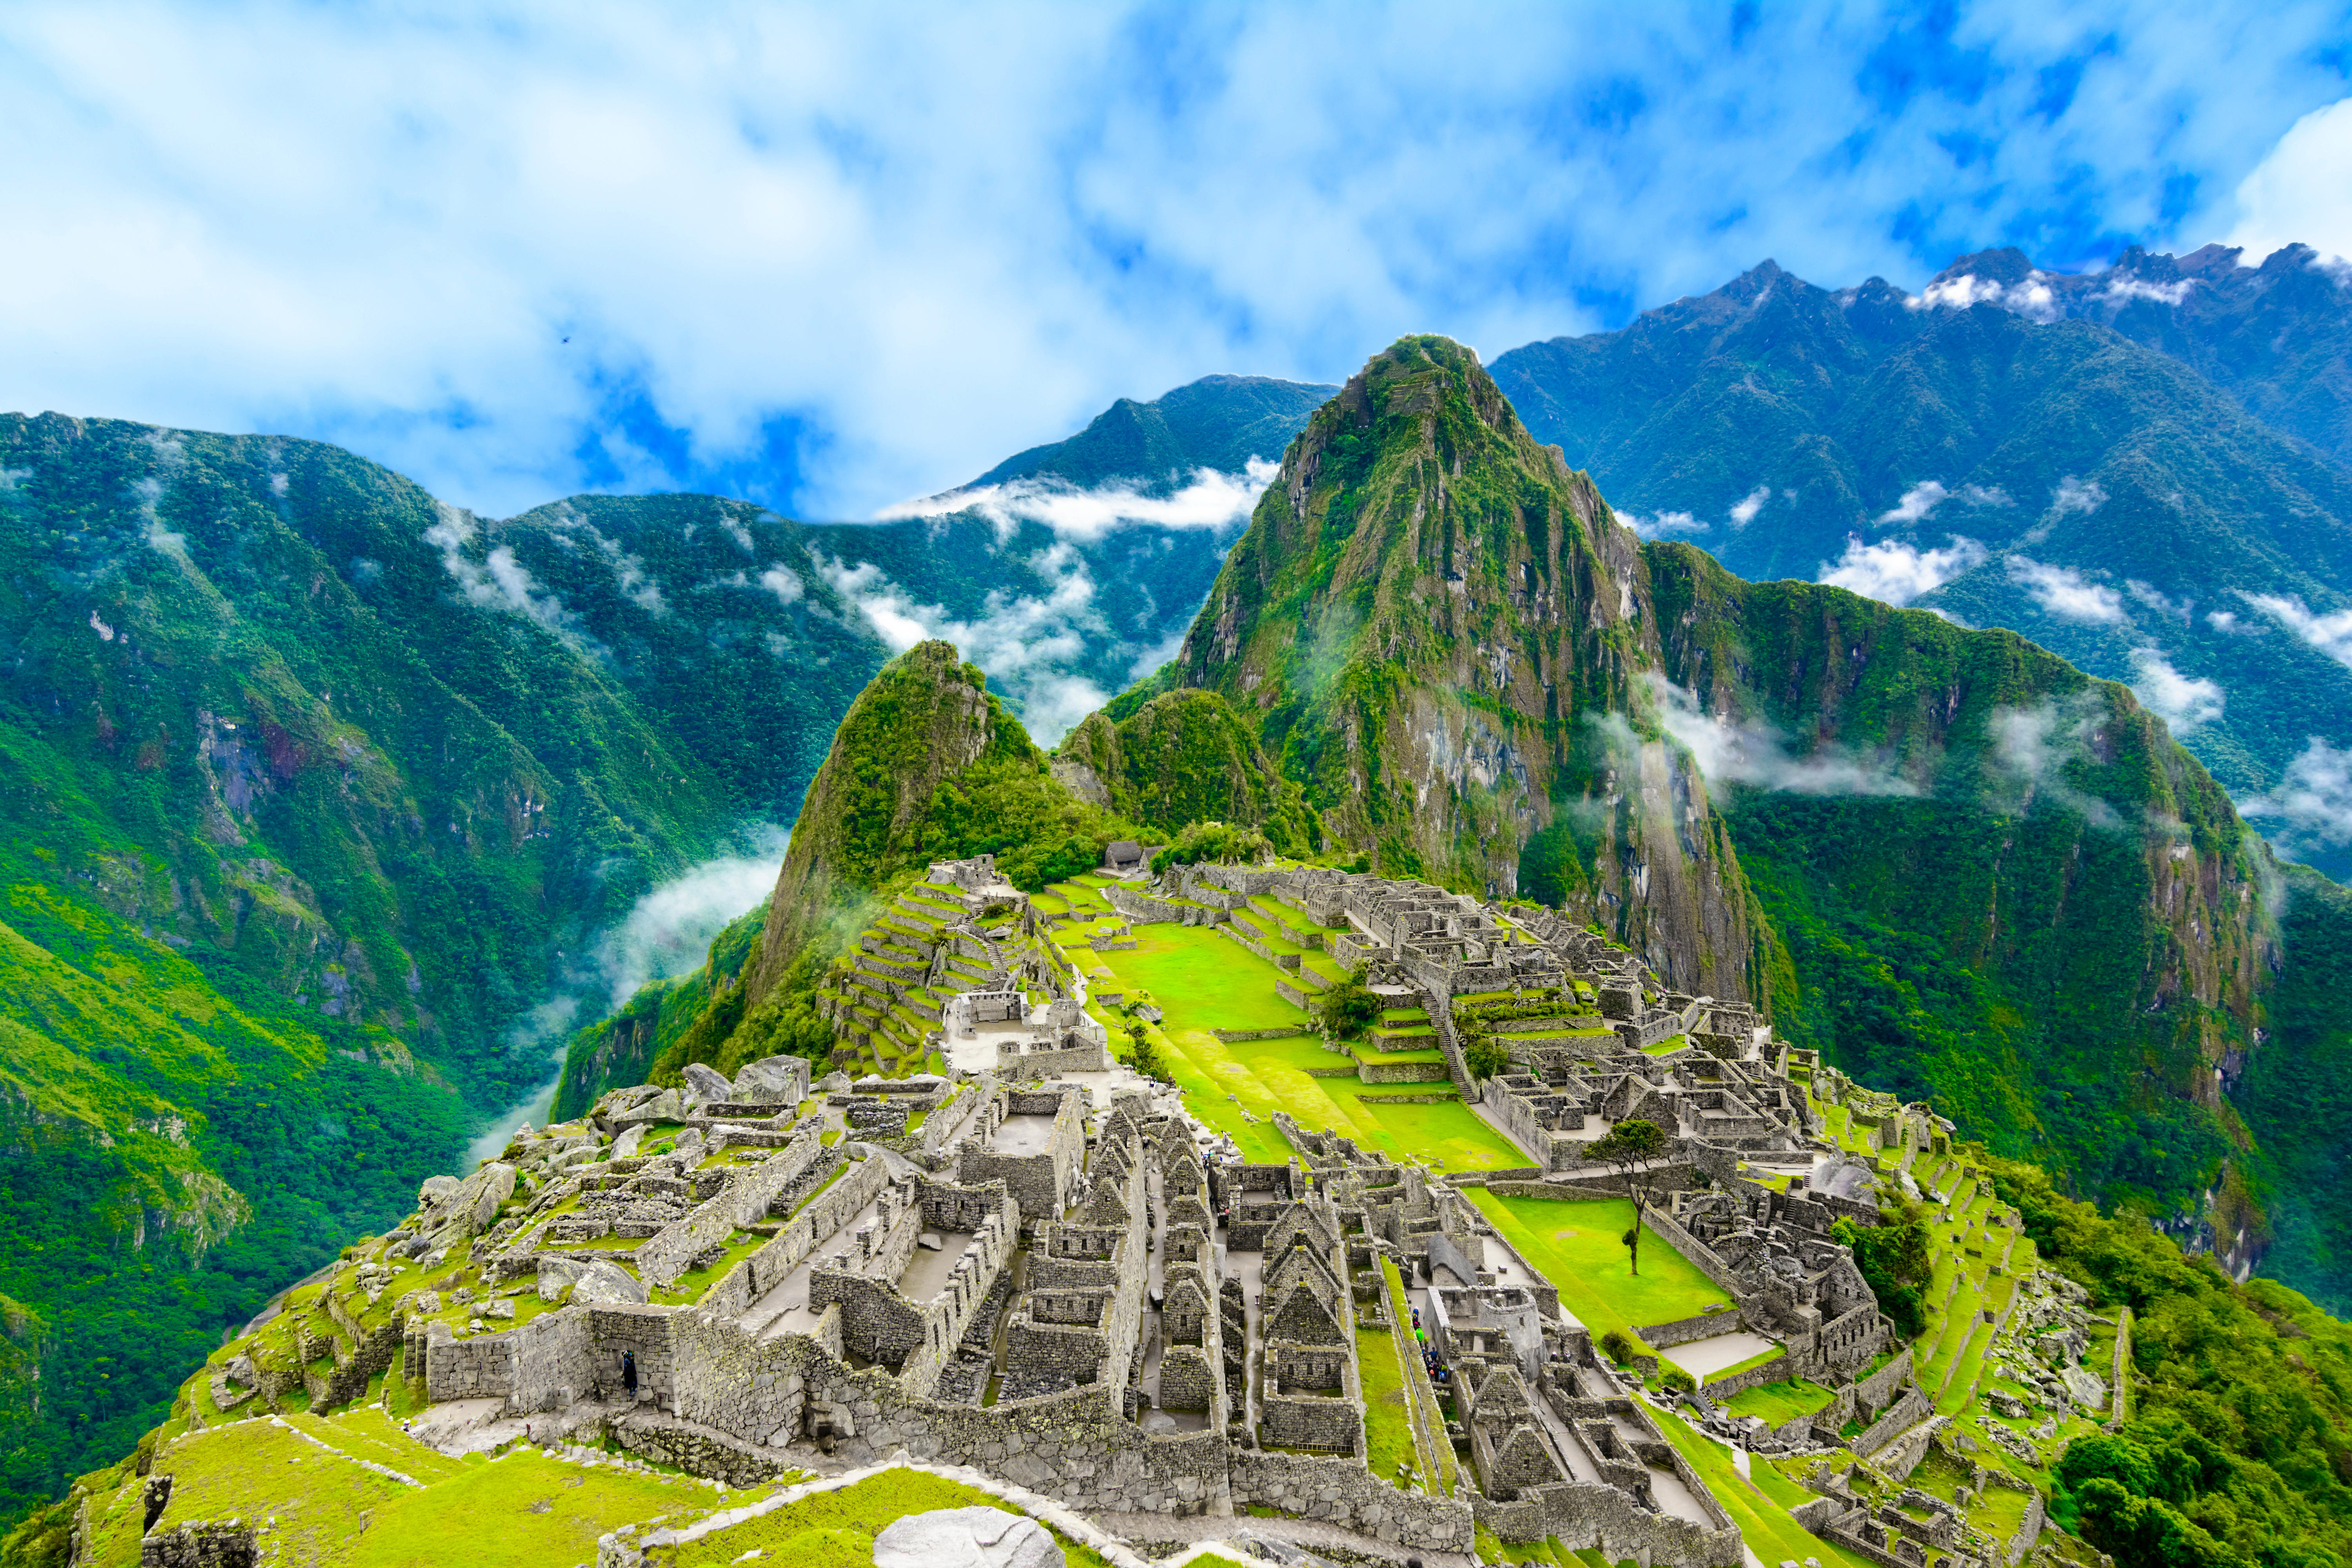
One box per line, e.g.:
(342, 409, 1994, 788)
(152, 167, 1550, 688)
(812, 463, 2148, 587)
(681, 1062, 735, 1109)
(732, 1054, 811, 1106)
(601, 1084, 664, 1113)
(537, 1255, 647, 1306)
(872, 1507, 1060, 1568)
(465, 1162, 518, 1230)
(611, 1125, 648, 1161)
(609, 1088, 684, 1127)
(417, 1174, 462, 1209)
(2060, 1363, 2108, 1412)
(816, 1071, 853, 1094)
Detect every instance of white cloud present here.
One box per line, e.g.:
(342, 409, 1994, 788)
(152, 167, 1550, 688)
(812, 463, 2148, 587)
(2050, 475, 2109, 517)
(1877, 481, 1949, 526)
(1989, 696, 2121, 828)
(883, 459, 1273, 543)
(1624, 509, 1705, 539)
(2007, 555, 2127, 624)
(593, 825, 789, 1011)
(2224, 96, 2352, 267)
(1648, 675, 1917, 797)
(1728, 486, 1771, 528)
(815, 544, 1111, 744)
(2126, 579, 2191, 621)
(423, 501, 605, 653)
(1817, 534, 1987, 606)
(2241, 739, 2352, 852)
(0, 9, 2342, 517)
(2244, 592, 2352, 667)
(1909, 270, 2062, 323)
(2207, 610, 2243, 633)
(2098, 274, 2196, 307)
(2129, 649, 2225, 731)
(759, 565, 804, 606)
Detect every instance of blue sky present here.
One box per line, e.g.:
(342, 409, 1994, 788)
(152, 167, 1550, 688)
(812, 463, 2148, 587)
(1, 1, 2348, 519)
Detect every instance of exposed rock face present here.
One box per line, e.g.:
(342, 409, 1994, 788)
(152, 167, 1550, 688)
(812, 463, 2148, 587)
(1157, 335, 1757, 995)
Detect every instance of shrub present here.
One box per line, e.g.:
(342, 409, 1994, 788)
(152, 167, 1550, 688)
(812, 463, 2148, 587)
(1661, 1365, 1698, 1396)
(1599, 1328, 1650, 1364)
(1316, 969, 1383, 1040)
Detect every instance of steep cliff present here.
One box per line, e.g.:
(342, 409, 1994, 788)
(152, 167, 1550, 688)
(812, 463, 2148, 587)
(1645, 544, 2272, 1227)
(710, 642, 1131, 1074)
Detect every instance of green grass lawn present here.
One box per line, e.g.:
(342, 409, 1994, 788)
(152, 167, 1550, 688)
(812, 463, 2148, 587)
(1465, 1192, 1731, 1338)
(1356, 1326, 1423, 1492)
(80, 1406, 755, 1568)
(1091, 926, 1519, 1169)
(1722, 1379, 1834, 1426)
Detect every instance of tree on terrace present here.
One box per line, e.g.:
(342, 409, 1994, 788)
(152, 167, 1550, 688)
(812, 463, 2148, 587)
(1588, 1119, 1671, 1276)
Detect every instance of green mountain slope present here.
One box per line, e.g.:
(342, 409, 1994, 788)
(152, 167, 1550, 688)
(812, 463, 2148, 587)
(1488, 257, 2352, 877)
(1934, 241, 2352, 473)
(1052, 688, 1318, 853)
(967, 374, 1336, 495)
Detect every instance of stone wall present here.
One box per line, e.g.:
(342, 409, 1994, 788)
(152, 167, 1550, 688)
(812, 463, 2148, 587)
(1849, 1385, 1931, 1459)
(504, 1305, 595, 1412)
(1473, 1478, 1742, 1568)
(610, 1406, 803, 1488)
(958, 1091, 1083, 1223)
(1696, 1351, 1793, 1401)
(1227, 1450, 1472, 1552)
(1638, 1310, 1748, 1350)
(634, 1125, 826, 1287)
(424, 1322, 520, 1402)
(1157, 1346, 1215, 1411)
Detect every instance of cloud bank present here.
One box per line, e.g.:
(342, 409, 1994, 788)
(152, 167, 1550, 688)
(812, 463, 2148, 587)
(2007, 556, 2127, 623)
(594, 825, 791, 1012)
(2129, 649, 2225, 731)
(816, 545, 1116, 744)
(1818, 534, 1987, 606)
(881, 459, 1274, 543)
(2245, 592, 2352, 667)
(1648, 676, 1917, 798)
(2225, 96, 2352, 264)
(0, 7, 2345, 518)
(2240, 740, 2352, 853)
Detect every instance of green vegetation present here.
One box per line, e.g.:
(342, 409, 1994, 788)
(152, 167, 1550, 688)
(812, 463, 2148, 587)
(1993, 1156, 2352, 1568)
(1467, 1192, 1731, 1338)
(1833, 1198, 1933, 1338)
(1314, 969, 1383, 1040)
(1722, 1379, 1833, 1427)
(1354, 1326, 1419, 1492)
(1057, 689, 1318, 855)
(1149, 818, 1276, 874)
(1646, 1413, 1873, 1568)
